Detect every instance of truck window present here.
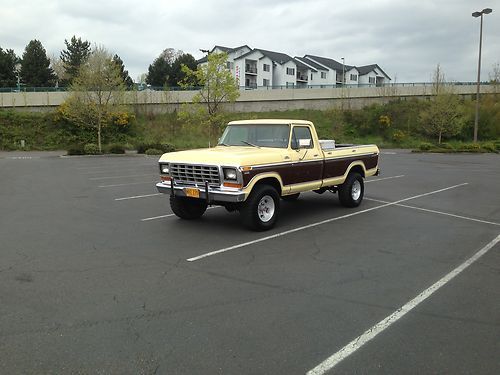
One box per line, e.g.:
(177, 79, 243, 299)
(220, 124, 290, 148)
(291, 126, 313, 149)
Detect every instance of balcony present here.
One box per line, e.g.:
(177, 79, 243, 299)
(245, 59, 258, 75)
(296, 75, 308, 82)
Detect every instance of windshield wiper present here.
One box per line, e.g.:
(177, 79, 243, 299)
(241, 140, 260, 148)
(218, 142, 230, 146)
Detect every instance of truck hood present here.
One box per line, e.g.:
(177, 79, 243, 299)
(158, 146, 288, 167)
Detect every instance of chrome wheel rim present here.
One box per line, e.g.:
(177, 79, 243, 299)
(351, 180, 361, 201)
(258, 195, 275, 222)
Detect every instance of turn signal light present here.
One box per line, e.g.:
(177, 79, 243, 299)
(161, 176, 171, 181)
(223, 182, 242, 189)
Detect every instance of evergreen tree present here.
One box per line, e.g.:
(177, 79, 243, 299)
(169, 53, 197, 87)
(0, 47, 19, 87)
(20, 40, 55, 87)
(60, 36, 91, 85)
(112, 54, 133, 89)
(146, 48, 182, 87)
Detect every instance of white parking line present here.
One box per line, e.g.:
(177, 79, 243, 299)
(89, 174, 154, 180)
(307, 233, 500, 375)
(365, 175, 404, 183)
(98, 181, 157, 188)
(365, 198, 500, 227)
(115, 193, 162, 201)
(141, 206, 220, 222)
(187, 183, 468, 262)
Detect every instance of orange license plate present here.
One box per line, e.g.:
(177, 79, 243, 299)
(184, 188, 200, 198)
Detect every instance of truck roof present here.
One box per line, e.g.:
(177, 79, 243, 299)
(227, 119, 313, 126)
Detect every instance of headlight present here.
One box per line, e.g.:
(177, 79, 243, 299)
(223, 167, 237, 180)
(160, 163, 169, 174)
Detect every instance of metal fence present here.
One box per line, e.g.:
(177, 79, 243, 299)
(0, 81, 491, 93)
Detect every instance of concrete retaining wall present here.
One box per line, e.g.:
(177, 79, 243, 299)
(1, 85, 495, 113)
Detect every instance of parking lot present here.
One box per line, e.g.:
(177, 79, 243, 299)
(0, 150, 499, 374)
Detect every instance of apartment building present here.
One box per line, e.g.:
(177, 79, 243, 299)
(200, 46, 391, 89)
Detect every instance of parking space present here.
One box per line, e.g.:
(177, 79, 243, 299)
(0, 150, 498, 374)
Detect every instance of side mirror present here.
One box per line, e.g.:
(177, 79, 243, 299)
(298, 139, 311, 148)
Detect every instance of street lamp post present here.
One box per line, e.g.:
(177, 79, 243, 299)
(472, 7, 493, 143)
(341, 57, 345, 109)
(14, 63, 21, 92)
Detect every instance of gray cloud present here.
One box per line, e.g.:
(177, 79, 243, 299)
(1, 0, 498, 82)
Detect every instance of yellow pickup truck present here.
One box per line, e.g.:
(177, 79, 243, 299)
(156, 119, 379, 230)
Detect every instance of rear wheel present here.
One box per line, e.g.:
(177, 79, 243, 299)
(240, 185, 280, 231)
(338, 172, 364, 207)
(281, 193, 300, 201)
(170, 195, 207, 219)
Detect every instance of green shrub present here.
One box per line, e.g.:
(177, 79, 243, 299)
(66, 144, 85, 155)
(84, 143, 100, 155)
(145, 148, 163, 155)
(106, 143, 126, 154)
(480, 142, 497, 152)
(392, 130, 406, 143)
(419, 142, 433, 151)
(136, 142, 175, 154)
(439, 142, 453, 150)
(460, 143, 481, 152)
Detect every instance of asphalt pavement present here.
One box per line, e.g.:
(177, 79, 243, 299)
(0, 150, 499, 374)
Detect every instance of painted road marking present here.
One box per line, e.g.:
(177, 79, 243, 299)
(141, 206, 220, 222)
(89, 174, 155, 180)
(77, 163, 151, 170)
(381, 151, 397, 155)
(365, 197, 500, 227)
(365, 175, 405, 183)
(98, 181, 157, 188)
(115, 193, 162, 201)
(187, 183, 468, 262)
(307, 233, 500, 375)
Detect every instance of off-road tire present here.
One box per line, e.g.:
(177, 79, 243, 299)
(170, 195, 208, 220)
(338, 172, 364, 208)
(240, 185, 280, 231)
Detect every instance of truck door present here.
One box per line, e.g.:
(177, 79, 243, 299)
(288, 125, 323, 192)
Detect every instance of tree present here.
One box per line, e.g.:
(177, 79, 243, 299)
(112, 54, 133, 89)
(49, 53, 67, 87)
(60, 46, 125, 152)
(0, 47, 18, 87)
(419, 94, 466, 143)
(146, 48, 183, 87)
(179, 52, 240, 145)
(20, 40, 55, 87)
(169, 53, 197, 87)
(60, 36, 91, 85)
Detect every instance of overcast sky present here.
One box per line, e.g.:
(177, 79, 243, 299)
(1, 0, 499, 83)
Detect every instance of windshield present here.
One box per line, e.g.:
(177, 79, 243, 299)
(219, 124, 290, 148)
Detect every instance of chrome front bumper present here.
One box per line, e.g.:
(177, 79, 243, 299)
(156, 181, 246, 203)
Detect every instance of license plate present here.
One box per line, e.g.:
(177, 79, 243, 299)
(184, 187, 200, 198)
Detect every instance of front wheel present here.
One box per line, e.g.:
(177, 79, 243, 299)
(170, 195, 207, 220)
(338, 173, 364, 207)
(240, 185, 280, 231)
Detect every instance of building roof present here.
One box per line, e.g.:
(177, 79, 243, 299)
(236, 48, 294, 65)
(293, 57, 318, 72)
(305, 55, 345, 72)
(356, 64, 391, 79)
(295, 57, 327, 71)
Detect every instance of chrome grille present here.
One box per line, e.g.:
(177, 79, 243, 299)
(170, 163, 220, 185)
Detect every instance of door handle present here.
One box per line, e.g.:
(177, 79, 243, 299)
(313, 154, 319, 157)
(284, 156, 290, 160)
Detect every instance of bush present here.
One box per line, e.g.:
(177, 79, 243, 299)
(392, 130, 406, 143)
(136, 142, 175, 154)
(106, 143, 126, 154)
(66, 144, 85, 155)
(145, 148, 164, 155)
(439, 142, 453, 150)
(460, 143, 481, 152)
(419, 142, 433, 151)
(84, 143, 100, 155)
(481, 142, 497, 152)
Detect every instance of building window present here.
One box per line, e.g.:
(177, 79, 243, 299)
(263, 79, 270, 87)
(369, 77, 376, 84)
(321, 72, 327, 79)
(263, 64, 270, 72)
(226, 62, 234, 70)
(350, 74, 358, 81)
(286, 67, 295, 75)
(311, 73, 313, 80)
